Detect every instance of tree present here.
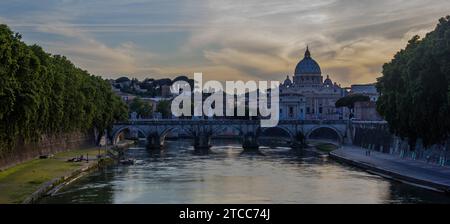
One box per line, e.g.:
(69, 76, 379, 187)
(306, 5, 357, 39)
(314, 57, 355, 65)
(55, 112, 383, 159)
(335, 94, 370, 119)
(156, 100, 172, 119)
(129, 98, 143, 114)
(376, 16, 450, 149)
(0, 24, 128, 157)
(335, 94, 370, 110)
(129, 97, 153, 118)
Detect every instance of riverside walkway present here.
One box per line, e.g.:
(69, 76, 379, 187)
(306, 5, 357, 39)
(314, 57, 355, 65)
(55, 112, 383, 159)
(330, 146, 450, 193)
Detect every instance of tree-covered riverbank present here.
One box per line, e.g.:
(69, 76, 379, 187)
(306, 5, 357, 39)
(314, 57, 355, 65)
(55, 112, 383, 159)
(0, 24, 128, 160)
(376, 16, 450, 149)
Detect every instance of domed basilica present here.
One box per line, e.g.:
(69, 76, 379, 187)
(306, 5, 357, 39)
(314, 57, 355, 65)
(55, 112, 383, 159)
(280, 47, 346, 120)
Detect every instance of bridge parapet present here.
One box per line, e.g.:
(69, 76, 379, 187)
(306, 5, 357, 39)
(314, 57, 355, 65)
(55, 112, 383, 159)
(351, 121, 389, 129)
(115, 119, 349, 126)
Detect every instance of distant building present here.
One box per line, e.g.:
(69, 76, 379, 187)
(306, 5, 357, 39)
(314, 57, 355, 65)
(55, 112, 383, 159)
(351, 84, 379, 102)
(349, 84, 382, 121)
(115, 92, 137, 103)
(280, 47, 347, 120)
(280, 92, 306, 120)
(354, 101, 383, 121)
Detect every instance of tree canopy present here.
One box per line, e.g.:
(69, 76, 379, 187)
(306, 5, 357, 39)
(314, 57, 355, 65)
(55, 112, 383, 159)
(376, 16, 450, 148)
(0, 24, 128, 156)
(129, 97, 153, 118)
(335, 94, 370, 109)
(156, 100, 172, 119)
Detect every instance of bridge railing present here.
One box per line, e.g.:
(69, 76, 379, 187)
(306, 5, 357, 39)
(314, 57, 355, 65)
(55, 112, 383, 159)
(351, 121, 388, 124)
(114, 119, 350, 126)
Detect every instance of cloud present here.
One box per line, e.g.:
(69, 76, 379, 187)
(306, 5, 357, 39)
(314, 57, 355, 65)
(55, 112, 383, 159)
(31, 23, 158, 76)
(1, 0, 450, 85)
(182, 0, 450, 85)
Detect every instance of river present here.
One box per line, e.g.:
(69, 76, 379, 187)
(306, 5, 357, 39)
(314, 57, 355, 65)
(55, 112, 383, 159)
(41, 140, 450, 204)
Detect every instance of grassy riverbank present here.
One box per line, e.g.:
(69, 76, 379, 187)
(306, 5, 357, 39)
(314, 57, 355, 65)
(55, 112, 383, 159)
(315, 143, 339, 153)
(307, 141, 339, 153)
(0, 147, 103, 204)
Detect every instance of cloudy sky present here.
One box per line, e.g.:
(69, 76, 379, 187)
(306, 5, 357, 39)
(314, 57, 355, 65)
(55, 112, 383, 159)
(1, 0, 449, 86)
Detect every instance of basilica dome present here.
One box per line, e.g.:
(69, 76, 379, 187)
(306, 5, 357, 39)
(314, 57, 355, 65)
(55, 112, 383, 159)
(294, 47, 321, 76)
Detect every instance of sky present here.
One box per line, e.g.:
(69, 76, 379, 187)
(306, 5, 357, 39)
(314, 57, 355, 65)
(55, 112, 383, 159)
(1, 0, 450, 86)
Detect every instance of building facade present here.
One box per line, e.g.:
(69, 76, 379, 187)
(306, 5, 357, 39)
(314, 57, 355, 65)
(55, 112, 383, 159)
(280, 47, 346, 120)
(350, 83, 382, 121)
(353, 101, 383, 121)
(350, 84, 379, 102)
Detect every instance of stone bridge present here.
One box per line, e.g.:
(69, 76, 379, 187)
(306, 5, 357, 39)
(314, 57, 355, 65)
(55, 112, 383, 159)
(111, 119, 350, 150)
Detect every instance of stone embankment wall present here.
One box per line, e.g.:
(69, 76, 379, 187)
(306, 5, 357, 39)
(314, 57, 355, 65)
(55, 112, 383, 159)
(0, 132, 96, 170)
(350, 122, 450, 166)
(351, 122, 393, 153)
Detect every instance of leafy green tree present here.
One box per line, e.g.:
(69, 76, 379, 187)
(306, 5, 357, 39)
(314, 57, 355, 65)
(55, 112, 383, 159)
(336, 94, 370, 110)
(129, 97, 153, 118)
(156, 100, 172, 119)
(0, 24, 128, 157)
(376, 16, 450, 149)
(140, 104, 153, 118)
(129, 97, 144, 114)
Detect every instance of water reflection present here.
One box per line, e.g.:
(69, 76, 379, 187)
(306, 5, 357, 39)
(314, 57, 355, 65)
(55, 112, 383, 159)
(41, 140, 450, 204)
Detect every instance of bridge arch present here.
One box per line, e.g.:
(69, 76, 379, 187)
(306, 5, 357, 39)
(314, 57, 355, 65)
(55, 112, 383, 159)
(112, 126, 147, 145)
(258, 126, 298, 147)
(306, 125, 343, 144)
(159, 126, 191, 143)
(259, 126, 295, 140)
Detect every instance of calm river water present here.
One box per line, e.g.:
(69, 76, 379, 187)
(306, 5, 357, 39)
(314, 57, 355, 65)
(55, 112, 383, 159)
(41, 140, 450, 204)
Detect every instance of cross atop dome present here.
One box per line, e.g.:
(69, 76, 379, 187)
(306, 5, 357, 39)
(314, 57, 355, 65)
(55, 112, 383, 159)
(305, 45, 311, 58)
